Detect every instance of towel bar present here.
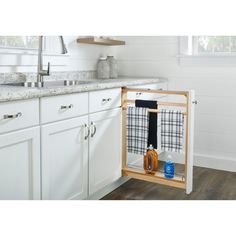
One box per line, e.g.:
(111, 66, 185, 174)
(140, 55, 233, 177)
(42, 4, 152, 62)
(124, 99, 187, 108)
(122, 107, 187, 115)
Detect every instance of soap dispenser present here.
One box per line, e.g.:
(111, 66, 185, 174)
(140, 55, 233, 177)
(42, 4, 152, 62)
(144, 144, 158, 174)
(164, 155, 175, 178)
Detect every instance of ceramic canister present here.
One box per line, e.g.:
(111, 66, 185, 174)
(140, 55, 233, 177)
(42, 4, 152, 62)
(107, 56, 118, 78)
(97, 57, 110, 79)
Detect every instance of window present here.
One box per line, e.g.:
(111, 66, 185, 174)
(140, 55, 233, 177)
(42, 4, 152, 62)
(193, 36, 236, 55)
(178, 36, 236, 66)
(0, 36, 68, 67)
(0, 36, 39, 50)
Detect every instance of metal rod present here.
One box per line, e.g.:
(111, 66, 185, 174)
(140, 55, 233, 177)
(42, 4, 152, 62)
(123, 107, 187, 115)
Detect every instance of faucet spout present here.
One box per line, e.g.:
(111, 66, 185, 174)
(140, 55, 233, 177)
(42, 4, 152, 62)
(37, 36, 68, 85)
(60, 36, 68, 54)
(37, 36, 44, 84)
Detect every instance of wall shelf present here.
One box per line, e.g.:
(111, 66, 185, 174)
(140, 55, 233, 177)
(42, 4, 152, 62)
(77, 37, 125, 46)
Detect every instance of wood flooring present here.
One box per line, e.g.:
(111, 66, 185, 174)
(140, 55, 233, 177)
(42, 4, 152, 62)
(102, 166, 236, 200)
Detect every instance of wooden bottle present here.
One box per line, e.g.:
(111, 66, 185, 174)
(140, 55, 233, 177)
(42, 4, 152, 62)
(144, 145, 158, 174)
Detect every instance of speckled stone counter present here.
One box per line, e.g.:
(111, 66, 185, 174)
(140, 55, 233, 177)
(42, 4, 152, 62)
(0, 77, 168, 103)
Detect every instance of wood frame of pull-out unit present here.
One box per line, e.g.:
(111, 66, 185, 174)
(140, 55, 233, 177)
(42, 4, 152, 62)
(121, 87, 195, 194)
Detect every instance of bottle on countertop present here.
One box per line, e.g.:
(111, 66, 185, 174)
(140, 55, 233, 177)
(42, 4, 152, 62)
(164, 155, 175, 179)
(97, 57, 110, 79)
(144, 144, 158, 174)
(106, 55, 118, 79)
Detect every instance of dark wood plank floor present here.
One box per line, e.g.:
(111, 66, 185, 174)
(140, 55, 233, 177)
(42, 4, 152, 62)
(102, 166, 236, 200)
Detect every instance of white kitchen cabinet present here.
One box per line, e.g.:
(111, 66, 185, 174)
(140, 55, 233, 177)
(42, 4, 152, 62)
(0, 81, 168, 200)
(89, 88, 121, 113)
(0, 99, 39, 134)
(41, 116, 89, 200)
(89, 108, 121, 195)
(40, 92, 88, 124)
(0, 127, 41, 200)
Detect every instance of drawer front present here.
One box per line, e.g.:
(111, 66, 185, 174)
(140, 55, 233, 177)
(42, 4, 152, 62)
(89, 88, 121, 113)
(127, 83, 167, 100)
(40, 93, 88, 124)
(0, 99, 39, 134)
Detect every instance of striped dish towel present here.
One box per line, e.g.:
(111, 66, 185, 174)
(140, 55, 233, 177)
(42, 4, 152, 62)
(161, 109, 184, 153)
(126, 106, 149, 155)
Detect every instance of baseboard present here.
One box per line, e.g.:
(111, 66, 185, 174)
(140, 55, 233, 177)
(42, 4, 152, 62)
(87, 177, 130, 200)
(194, 153, 236, 172)
(159, 151, 236, 172)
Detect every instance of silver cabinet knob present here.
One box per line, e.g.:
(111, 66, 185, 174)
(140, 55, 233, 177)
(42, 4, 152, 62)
(102, 98, 112, 102)
(3, 112, 22, 119)
(192, 100, 198, 105)
(60, 104, 73, 110)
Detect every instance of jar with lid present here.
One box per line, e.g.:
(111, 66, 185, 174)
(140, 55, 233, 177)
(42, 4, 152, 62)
(107, 56, 118, 78)
(97, 57, 110, 79)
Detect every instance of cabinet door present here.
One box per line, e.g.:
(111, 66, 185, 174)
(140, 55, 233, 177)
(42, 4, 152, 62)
(0, 127, 40, 200)
(41, 116, 88, 200)
(89, 108, 121, 195)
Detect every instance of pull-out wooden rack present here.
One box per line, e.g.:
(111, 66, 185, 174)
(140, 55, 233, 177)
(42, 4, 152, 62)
(121, 87, 195, 194)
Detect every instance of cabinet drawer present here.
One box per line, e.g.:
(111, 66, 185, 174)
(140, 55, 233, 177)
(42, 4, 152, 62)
(89, 88, 121, 113)
(40, 93, 88, 124)
(127, 83, 167, 100)
(0, 99, 39, 134)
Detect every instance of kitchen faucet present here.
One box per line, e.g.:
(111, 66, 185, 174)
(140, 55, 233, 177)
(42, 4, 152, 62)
(37, 36, 68, 85)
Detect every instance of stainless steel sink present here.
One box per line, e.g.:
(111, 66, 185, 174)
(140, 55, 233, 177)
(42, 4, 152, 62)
(1, 80, 96, 88)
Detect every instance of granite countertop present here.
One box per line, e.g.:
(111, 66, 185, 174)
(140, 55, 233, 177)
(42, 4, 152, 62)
(0, 77, 168, 103)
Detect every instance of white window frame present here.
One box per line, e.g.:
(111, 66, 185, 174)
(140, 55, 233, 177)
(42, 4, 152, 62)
(178, 36, 236, 66)
(193, 36, 236, 56)
(0, 36, 40, 51)
(0, 37, 69, 68)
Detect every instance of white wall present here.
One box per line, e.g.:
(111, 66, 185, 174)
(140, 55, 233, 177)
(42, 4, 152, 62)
(0, 36, 117, 73)
(116, 36, 236, 172)
(65, 36, 117, 71)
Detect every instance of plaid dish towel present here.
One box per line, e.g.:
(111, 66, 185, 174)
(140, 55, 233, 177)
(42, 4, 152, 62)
(161, 109, 184, 153)
(126, 106, 149, 155)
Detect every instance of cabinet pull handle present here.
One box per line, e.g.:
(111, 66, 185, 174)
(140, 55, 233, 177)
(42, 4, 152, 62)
(102, 98, 112, 102)
(91, 122, 97, 138)
(136, 92, 142, 96)
(3, 112, 22, 119)
(60, 104, 73, 110)
(84, 124, 90, 140)
(192, 100, 198, 105)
